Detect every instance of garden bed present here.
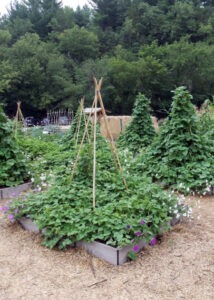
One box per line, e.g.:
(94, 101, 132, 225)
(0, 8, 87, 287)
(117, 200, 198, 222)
(76, 239, 147, 265)
(0, 182, 31, 200)
(18, 216, 178, 265)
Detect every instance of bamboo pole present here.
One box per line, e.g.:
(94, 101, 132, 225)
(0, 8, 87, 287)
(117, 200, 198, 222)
(74, 98, 84, 146)
(70, 98, 96, 181)
(92, 89, 98, 209)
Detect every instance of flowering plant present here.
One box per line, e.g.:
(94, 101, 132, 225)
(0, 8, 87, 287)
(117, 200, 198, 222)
(6, 140, 190, 251)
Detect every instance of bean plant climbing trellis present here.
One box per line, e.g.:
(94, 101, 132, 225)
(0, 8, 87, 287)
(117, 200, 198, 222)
(70, 77, 128, 208)
(14, 101, 26, 136)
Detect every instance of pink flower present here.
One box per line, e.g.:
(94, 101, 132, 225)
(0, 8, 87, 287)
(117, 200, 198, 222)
(136, 231, 141, 237)
(150, 238, 157, 246)
(133, 245, 139, 252)
(140, 220, 145, 225)
(14, 209, 19, 214)
(8, 214, 14, 221)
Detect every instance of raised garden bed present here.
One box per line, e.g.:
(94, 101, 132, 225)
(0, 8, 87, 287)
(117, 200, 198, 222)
(0, 182, 31, 200)
(18, 216, 178, 265)
(76, 239, 147, 265)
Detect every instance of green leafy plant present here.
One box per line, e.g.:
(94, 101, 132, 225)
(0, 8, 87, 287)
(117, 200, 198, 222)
(117, 93, 155, 153)
(136, 87, 214, 193)
(61, 104, 92, 150)
(199, 98, 214, 142)
(18, 135, 73, 186)
(0, 106, 29, 187)
(7, 129, 189, 251)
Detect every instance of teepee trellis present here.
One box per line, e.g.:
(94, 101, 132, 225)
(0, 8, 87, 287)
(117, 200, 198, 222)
(14, 101, 26, 136)
(73, 98, 90, 146)
(70, 77, 128, 209)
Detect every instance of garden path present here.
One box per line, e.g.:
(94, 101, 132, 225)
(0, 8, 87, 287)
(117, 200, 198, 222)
(0, 196, 214, 300)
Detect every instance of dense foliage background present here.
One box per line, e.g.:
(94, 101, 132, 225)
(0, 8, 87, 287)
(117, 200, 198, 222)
(0, 0, 214, 117)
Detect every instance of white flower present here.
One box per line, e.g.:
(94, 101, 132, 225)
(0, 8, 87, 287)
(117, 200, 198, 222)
(40, 174, 46, 181)
(31, 178, 34, 183)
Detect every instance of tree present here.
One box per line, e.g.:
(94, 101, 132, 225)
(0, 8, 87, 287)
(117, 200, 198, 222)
(58, 26, 99, 62)
(74, 5, 92, 28)
(90, 0, 130, 31)
(4, 0, 62, 39)
(0, 33, 74, 115)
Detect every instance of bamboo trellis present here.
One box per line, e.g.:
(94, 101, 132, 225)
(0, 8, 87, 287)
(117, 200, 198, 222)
(73, 98, 90, 146)
(14, 101, 26, 136)
(70, 77, 128, 209)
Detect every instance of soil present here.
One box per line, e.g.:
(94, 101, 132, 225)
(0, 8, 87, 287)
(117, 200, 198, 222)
(0, 195, 214, 300)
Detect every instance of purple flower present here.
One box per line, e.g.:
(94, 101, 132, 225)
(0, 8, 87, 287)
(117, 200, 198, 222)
(140, 219, 145, 225)
(133, 245, 139, 252)
(150, 238, 157, 246)
(136, 231, 141, 237)
(126, 225, 131, 229)
(8, 214, 14, 221)
(0, 206, 9, 212)
(14, 209, 19, 214)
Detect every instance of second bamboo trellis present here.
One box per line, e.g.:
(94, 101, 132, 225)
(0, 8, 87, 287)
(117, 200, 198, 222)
(70, 77, 128, 209)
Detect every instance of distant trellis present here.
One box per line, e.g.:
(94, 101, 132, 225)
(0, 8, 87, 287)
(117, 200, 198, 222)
(47, 108, 73, 125)
(14, 101, 26, 136)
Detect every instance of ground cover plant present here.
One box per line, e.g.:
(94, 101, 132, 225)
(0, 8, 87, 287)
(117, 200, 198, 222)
(0, 106, 29, 187)
(6, 126, 190, 253)
(117, 93, 155, 153)
(134, 87, 214, 194)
